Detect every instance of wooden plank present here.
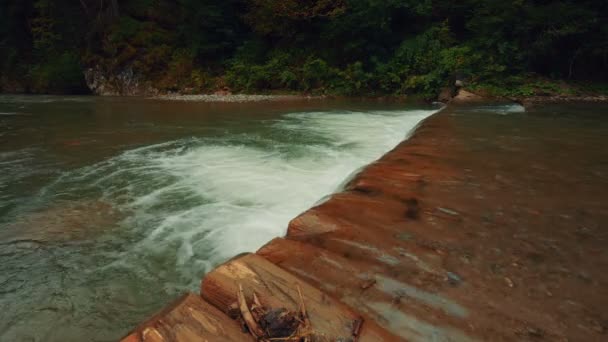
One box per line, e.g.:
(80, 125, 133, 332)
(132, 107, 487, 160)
(200, 253, 363, 341)
(257, 238, 406, 341)
(286, 192, 456, 271)
(258, 238, 475, 342)
(121, 293, 253, 342)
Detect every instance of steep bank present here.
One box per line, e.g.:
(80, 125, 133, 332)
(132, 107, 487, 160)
(125, 101, 608, 341)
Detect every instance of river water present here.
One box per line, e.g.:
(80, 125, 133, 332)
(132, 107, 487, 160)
(0, 96, 439, 341)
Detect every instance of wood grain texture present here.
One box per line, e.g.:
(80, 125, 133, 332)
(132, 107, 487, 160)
(121, 293, 253, 342)
(201, 253, 364, 341)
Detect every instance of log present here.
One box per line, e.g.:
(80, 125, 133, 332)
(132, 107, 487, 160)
(258, 238, 405, 341)
(201, 253, 362, 341)
(258, 238, 474, 342)
(121, 293, 254, 342)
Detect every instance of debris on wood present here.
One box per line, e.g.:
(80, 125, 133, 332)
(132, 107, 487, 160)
(351, 319, 363, 340)
(236, 283, 316, 341)
(436, 207, 460, 216)
(424, 207, 463, 222)
(360, 278, 376, 290)
(404, 198, 420, 219)
(238, 284, 266, 338)
(227, 301, 241, 319)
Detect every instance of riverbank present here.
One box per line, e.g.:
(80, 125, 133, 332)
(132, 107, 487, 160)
(153, 82, 608, 105)
(123, 101, 608, 341)
(444, 85, 608, 107)
(152, 94, 320, 103)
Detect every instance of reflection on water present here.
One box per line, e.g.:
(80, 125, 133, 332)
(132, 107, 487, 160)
(0, 95, 437, 341)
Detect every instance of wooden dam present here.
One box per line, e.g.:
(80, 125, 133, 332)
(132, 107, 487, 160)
(121, 103, 608, 341)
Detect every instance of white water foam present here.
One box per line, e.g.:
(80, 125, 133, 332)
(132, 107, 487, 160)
(42, 108, 436, 288)
(470, 103, 526, 115)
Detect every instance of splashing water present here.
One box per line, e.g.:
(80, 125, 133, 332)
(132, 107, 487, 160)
(45, 109, 434, 276)
(0, 101, 436, 341)
(469, 103, 526, 115)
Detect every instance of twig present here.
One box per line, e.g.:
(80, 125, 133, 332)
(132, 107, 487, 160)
(296, 284, 311, 342)
(237, 284, 265, 338)
(252, 291, 263, 309)
(352, 318, 363, 341)
(296, 285, 308, 324)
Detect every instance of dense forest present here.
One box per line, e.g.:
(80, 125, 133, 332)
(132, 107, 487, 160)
(1, 0, 607, 96)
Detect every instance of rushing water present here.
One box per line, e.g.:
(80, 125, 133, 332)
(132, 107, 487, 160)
(0, 95, 438, 341)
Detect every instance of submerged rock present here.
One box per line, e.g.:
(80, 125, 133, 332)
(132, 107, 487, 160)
(0, 200, 122, 243)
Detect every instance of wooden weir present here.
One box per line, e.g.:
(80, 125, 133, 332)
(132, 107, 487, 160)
(122, 104, 608, 341)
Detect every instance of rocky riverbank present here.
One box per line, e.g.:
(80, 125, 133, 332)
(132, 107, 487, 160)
(152, 94, 320, 103)
(443, 87, 608, 108)
(518, 95, 608, 108)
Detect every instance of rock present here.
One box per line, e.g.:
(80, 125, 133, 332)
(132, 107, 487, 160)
(0, 200, 122, 243)
(84, 66, 160, 96)
(452, 89, 485, 103)
(438, 87, 456, 103)
(214, 87, 232, 96)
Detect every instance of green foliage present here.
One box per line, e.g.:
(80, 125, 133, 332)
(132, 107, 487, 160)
(29, 51, 87, 93)
(226, 51, 293, 91)
(1, 0, 607, 94)
(332, 62, 371, 95)
(468, 76, 583, 98)
(108, 16, 141, 43)
(301, 58, 335, 91)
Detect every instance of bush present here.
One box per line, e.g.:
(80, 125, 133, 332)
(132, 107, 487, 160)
(28, 51, 87, 94)
(226, 51, 298, 92)
(333, 61, 371, 95)
(302, 58, 336, 91)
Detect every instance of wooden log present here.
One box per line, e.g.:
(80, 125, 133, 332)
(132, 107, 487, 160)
(201, 253, 363, 341)
(258, 238, 407, 341)
(286, 192, 453, 272)
(121, 293, 253, 342)
(287, 192, 411, 238)
(258, 238, 475, 342)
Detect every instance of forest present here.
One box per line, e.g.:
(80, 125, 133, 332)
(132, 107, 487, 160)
(1, 0, 607, 96)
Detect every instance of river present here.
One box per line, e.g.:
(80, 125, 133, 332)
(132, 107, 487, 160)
(0, 96, 439, 341)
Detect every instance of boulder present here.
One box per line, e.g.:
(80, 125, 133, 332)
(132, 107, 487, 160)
(438, 87, 456, 103)
(452, 89, 485, 103)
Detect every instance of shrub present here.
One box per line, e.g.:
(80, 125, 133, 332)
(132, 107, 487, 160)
(29, 51, 87, 93)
